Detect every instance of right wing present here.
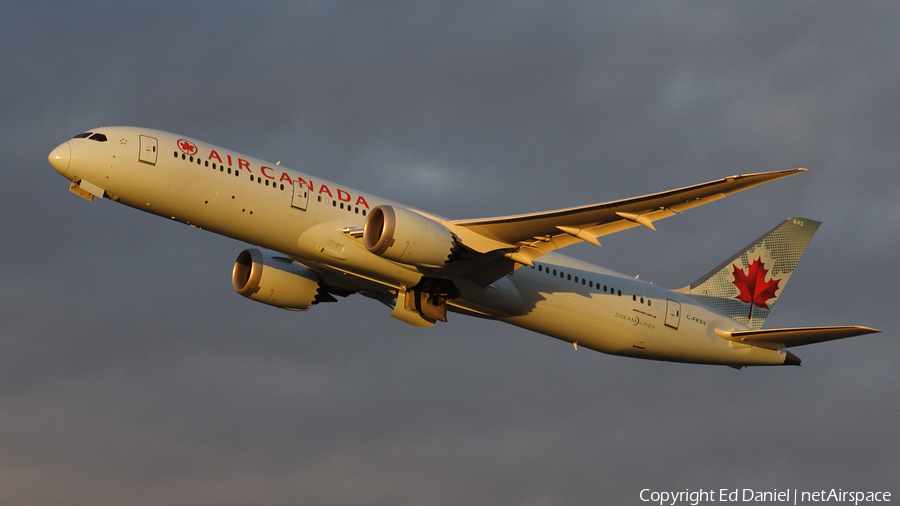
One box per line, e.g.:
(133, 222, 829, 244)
(444, 169, 805, 283)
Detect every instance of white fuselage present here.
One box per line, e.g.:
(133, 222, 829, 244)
(49, 127, 792, 366)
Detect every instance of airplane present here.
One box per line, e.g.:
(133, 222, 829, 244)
(48, 127, 880, 368)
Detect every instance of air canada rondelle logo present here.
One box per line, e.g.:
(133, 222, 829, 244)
(177, 139, 198, 156)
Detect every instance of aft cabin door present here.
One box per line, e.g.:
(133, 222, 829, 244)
(665, 300, 681, 329)
(292, 180, 310, 210)
(139, 135, 158, 165)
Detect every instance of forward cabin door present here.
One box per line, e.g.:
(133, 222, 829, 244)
(292, 179, 310, 210)
(665, 299, 681, 329)
(139, 135, 158, 165)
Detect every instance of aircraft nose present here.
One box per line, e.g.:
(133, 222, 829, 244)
(49, 141, 71, 175)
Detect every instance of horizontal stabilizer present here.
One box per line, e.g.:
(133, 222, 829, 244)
(715, 326, 881, 350)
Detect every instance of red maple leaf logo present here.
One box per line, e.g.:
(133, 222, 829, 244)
(731, 258, 781, 310)
(177, 139, 197, 155)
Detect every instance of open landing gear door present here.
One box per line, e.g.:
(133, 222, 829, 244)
(389, 278, 460, 327)
(391, 290, 437, 327)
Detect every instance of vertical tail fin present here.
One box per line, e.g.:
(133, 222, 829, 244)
(677, 218, 820, 329)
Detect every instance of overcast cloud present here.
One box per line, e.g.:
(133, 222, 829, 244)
(1, 2, 898, 505)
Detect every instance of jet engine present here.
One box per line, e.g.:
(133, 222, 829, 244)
(363, 206, 456, 268)
(232, 248, 333, 310)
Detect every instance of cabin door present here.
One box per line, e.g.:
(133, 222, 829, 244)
(292, 180, 310, 210)
(139, 135, 158, 165)
(665, 300, 681, 329)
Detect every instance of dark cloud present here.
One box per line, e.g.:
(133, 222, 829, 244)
(1, 2, 897, 505)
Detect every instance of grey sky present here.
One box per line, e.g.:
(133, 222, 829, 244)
(2, 2, 898, 505)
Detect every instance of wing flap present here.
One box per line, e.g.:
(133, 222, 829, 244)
(715, 326, 881, 350)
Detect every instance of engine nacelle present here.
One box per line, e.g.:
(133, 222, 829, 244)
(232, 248, 326, 310)
(363, 206, 456, 268)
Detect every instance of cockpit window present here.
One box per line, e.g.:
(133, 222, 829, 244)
(71, 132, 108, 142)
